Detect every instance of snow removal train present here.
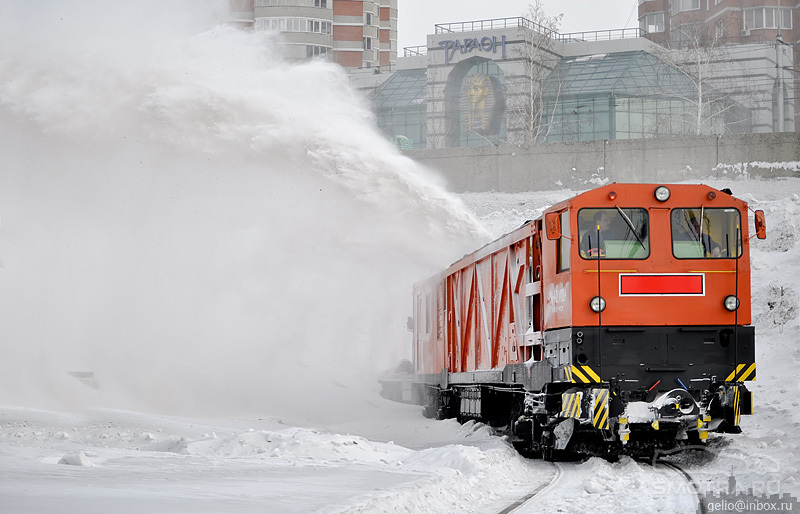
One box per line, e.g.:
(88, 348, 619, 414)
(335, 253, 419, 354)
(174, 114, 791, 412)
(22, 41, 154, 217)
(383, 183, 767, 460)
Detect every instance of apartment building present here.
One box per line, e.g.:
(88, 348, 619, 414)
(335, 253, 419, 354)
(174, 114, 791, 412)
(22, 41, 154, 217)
(638, 0, 798, 130)
(638, 0, 798, 46)
(230, 0, 397, 70)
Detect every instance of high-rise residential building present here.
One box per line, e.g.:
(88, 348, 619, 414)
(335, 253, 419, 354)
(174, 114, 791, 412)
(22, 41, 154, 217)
(332, 0, 397, 70)
(638, 0, 798, 47)
(638, 1, 798, 131)
(229, 0, 397, 71)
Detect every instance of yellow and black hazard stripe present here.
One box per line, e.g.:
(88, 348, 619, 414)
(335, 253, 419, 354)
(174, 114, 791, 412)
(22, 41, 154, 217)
(591, 388, 609, 430)
(733, 385, 741, 426)
(560, 392, 583, 419)
(725, 363, 756, 382)
(568, 364, 603, 384)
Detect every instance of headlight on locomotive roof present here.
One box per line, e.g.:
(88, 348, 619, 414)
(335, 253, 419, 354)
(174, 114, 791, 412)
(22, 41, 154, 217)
(590, 296, 606, 313)
(724, 295, 740, 311)
(654, 185, 671, 202)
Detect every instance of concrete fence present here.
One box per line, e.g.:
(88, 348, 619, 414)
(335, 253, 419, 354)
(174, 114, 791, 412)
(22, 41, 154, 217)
(406, 133, 800, 193)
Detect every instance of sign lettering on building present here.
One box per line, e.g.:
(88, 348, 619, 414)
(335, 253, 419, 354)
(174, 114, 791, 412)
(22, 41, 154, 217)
(438, 35, 507, 65)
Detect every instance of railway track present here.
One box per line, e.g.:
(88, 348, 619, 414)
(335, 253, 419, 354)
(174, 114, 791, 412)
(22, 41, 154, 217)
(496, 461, 563, 514)
(656, 459, 707, 514)
(495, 457, 705, 514)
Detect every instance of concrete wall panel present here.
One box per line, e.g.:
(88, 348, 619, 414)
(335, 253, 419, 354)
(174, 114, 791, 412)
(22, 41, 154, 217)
(406, 133, 800, 192)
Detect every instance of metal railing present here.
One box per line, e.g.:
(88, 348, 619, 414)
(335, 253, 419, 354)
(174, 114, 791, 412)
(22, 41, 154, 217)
(403, 46, 427, 57)
(557, 28, 645, 42)
(435, 17, 559, 39)
(432, 17, 646, 43)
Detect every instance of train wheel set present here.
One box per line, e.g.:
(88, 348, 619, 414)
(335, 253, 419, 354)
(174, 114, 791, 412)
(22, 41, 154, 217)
(384, 183, 766, 460)
(412, 374, 750, 460)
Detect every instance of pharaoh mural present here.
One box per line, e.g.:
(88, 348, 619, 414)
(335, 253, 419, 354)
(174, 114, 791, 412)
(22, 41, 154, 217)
(444, 58, 507, 147)
(459, 73, 504, 138)
(462, 75, 494, 134)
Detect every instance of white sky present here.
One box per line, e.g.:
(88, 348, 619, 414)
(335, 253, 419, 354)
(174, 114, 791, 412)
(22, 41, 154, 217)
(397, 0, 640, 50)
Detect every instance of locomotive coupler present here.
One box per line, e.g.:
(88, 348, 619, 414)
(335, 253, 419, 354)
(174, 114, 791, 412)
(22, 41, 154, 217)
(618, 388, 708, 444)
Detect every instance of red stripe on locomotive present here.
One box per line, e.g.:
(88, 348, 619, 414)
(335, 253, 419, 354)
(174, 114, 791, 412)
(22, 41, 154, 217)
(619, 274, 704, 295)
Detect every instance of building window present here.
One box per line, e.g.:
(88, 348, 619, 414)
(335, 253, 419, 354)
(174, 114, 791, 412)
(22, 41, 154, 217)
(306, 45, 330, 58)
(309, 20, 332, 34)
(365, 12, 373, 25)
(254, 0, 330, 8)
(255, 18, 283, 31)
(715, 20, 724, 39)
(363, 37, 373, 50)
(640, 12, 665, 33)
(744, 7, 792, 30)
(255, 0, 305, 5)
(255, 17, 331, 34)
(672, 0, 699, 14)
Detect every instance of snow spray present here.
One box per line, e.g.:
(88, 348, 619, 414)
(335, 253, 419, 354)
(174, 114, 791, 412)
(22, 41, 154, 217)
(0, 1, 487, 419)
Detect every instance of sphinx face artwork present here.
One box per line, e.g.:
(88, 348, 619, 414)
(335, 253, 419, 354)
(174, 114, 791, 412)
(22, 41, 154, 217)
(461, 74, 495, 134)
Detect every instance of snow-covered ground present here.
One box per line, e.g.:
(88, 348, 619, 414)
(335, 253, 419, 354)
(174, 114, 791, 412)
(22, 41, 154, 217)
(1, 2, 799, 513)
(0, 178, 796, 514)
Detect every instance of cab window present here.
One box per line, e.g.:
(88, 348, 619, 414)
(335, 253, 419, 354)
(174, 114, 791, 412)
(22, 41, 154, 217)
(558, 210, 570, 272)
(671, 208, 741, 259)
(578, 208, 649, 259)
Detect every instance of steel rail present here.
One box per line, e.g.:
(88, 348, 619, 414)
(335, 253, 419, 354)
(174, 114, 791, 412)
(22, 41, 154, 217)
(496, 461, 563, 514)
(656, 460, 707, 514)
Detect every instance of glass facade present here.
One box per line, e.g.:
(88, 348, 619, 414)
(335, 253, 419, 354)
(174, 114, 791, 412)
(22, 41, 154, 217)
(542, 51, 743, 142)
(546, 96, 612, 142)
(372, 32, 765, 148)
(373, 69, 428, 149)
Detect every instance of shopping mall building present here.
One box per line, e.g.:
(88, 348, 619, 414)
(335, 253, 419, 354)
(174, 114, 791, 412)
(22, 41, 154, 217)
(367, 16, 796, 150)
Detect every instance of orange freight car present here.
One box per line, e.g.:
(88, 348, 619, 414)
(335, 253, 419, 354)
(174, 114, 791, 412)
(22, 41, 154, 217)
(405, 183, 766, 459)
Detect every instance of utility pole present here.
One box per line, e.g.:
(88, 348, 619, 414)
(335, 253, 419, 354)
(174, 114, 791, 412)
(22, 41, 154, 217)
(776, 0, 785, 132)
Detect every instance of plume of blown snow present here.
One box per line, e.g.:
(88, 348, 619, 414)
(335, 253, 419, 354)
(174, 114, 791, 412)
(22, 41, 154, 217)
(0, 1, 488, 421)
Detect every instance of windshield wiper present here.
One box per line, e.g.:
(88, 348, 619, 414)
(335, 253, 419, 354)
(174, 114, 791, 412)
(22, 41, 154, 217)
(616, 206, 646, 249)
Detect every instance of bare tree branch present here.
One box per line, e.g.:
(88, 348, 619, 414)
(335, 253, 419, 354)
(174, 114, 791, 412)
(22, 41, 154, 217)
(652, 16, 758, 135)
(506, 1, 563, 144)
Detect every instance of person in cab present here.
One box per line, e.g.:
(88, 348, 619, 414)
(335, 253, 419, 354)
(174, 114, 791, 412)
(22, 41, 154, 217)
(674, 214, 722, 258)
(581, 210, 611, 258)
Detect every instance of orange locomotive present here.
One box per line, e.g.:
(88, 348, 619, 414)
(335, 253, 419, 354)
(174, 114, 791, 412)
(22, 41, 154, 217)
(408, 183, 767, 459)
